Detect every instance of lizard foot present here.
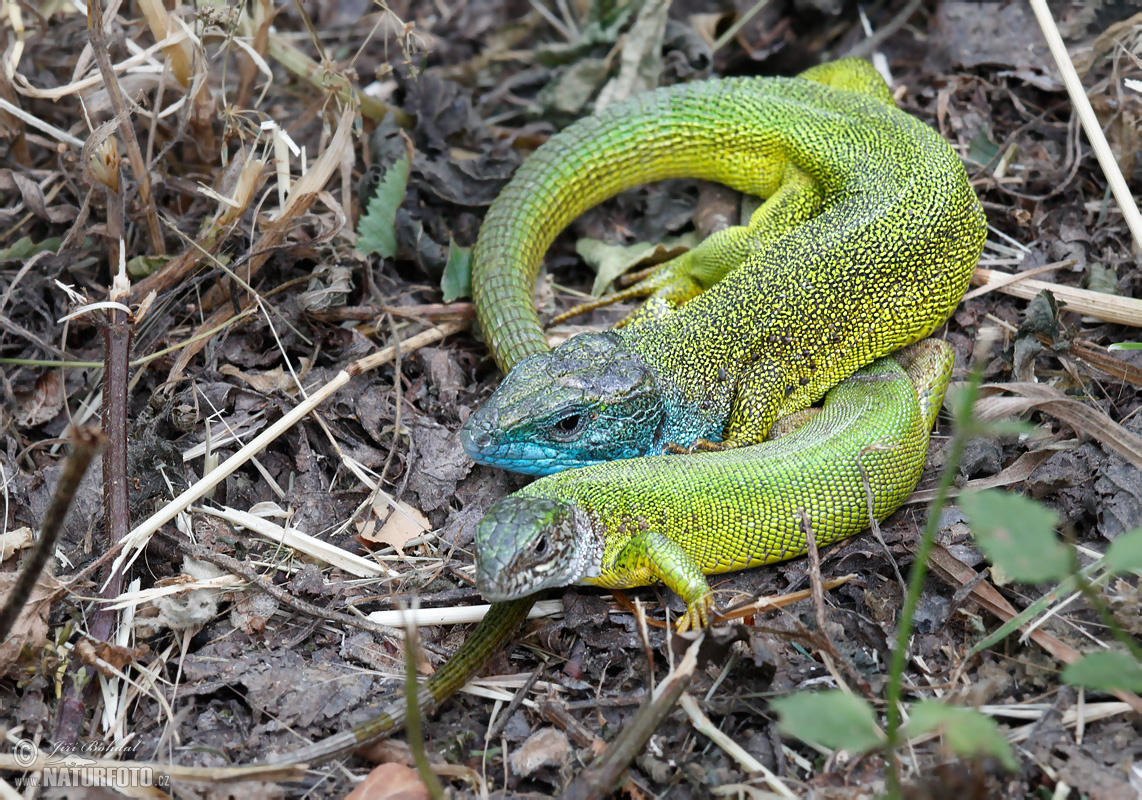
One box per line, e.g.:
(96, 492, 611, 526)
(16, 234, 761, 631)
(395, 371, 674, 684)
(675, 593, 715, 633)
(665, 438, 733, 454)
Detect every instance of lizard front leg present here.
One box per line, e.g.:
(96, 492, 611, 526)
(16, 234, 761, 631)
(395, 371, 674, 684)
(589, 529, 715, 632)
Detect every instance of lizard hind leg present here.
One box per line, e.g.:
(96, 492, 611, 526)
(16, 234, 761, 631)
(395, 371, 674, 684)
(551, 164, 825, 329)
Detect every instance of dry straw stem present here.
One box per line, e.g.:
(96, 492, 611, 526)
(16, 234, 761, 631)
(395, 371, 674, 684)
(680, 694, 797, 798)
(136, 0, 194, 86)
(922, 543, 1142, 716)
(200, 105, 356, 311)
(10, 30, 190, 101)
(261, 27, 413, 126)
(106, 321, 466, 586)
(161, 106, 356, 384)
(199, 505, 397, 578)
(368, 599, 563, 627)
(1028, 0, 1142, 253)
(129, 148, 268, 303)
(971, 267, 1142, 327)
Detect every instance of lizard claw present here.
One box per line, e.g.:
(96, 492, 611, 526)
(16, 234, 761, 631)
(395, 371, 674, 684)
(665, 438, 729, 455)
(688, 438, 731, 452)
(674, 594, 715, 632)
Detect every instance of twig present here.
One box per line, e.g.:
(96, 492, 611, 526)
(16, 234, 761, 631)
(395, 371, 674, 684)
(486, 664, 544, 743)
(800, 509, 829, 645)
(858, 460, 906, 593)
(0, 427, 103, 641)
(107, 321, 467, 584)
(57, 250, 136, 746)
(633, 598, 656, 695)
(403, 605, 446, 799)
(679, 694, 796, 798)
(712, 0, 771, 52)
(540, 701, 606, 754)
(1027, 0, 1142, 253)
(842, 0, 923, 60)
(798, 509, 869, 696)
(86, 0, 165, 254)
(558, 634, 704, 800)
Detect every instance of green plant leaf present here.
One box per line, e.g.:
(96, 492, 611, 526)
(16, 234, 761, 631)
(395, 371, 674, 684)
(357, 150, 411, 259)
(966, 131, 1000, 168)
(1105, 528, 1142, 574)
(770, 691, 882, 753)
(127, 254, 172, 278)
(907, 702, 1018, 771)
(959, 490, 1072, 582)
(576, 232, 697, 296)
(441, 237, 472, 302)
(1108, 342, 1142, 351)
(1062, 651, 1142, 693)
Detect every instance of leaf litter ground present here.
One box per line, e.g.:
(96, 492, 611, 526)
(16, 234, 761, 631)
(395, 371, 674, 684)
(0, 0, 1140, 797)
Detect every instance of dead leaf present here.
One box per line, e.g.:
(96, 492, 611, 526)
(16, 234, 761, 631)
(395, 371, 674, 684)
(974, 382, 1142, 472)
(359, 497, 430, 556)
(576, 233, 698, 296)
(230, 591, 279, 634)
(14, 370, 64, 428)
(344, 763, 429, 800)
(595, 0, 670, 111)
(219, 359, 311, 396)
(0, 568, 53, 678)
(0, 527, 35, 562)
(511, 728, 571, 777)
(73, 638, 150, 676)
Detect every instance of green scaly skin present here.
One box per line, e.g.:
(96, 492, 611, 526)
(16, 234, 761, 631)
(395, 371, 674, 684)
(262, 61, 968, 768)
(461, 59, 985, 476)
(475, 339, 955, 631)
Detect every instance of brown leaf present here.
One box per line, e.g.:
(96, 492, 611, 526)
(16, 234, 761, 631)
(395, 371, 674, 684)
(14, 370, 64, 428)
(976, 382, 1142, 472)
(344, 763, 429, 800)
(73, 638, 150, 676)
(358, 498, 429, 556)
(219, 360, 311, 396)
(0, 569, 53, 678)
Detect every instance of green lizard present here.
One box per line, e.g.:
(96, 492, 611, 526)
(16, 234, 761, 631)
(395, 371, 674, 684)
(461, 58, 985, 475)
(476, 338, 954, 631)
(263, 60, 974, 767)
(264, 339, 951, 767)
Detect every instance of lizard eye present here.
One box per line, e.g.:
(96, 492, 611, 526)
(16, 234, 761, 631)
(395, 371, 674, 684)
(534, 536, 549, 556)
(549, 412, 585, 441)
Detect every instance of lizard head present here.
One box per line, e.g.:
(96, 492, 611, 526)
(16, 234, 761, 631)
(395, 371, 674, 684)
(460, 332, 666, 475)
(475, 495, 602, 600)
